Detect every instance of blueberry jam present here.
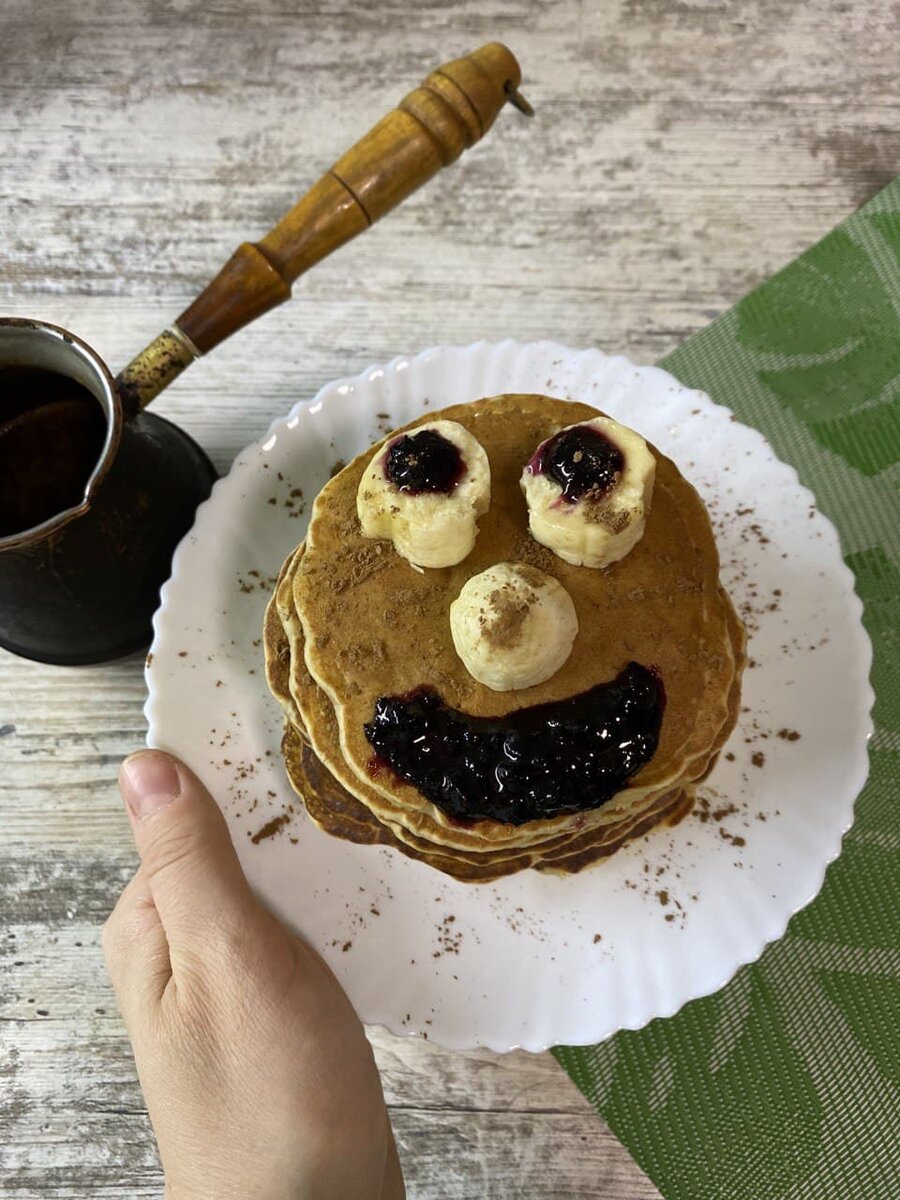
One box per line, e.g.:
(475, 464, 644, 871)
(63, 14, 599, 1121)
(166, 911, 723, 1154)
(529, 424, 624, 503)
(385, 429, 466, 495)
(364, 662, 664, 825)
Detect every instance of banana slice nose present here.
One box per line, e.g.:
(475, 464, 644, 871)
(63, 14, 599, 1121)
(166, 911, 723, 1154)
(450, 562, 578, 691)
(521, 415, 655, 569)
(357, 419, 491, 568)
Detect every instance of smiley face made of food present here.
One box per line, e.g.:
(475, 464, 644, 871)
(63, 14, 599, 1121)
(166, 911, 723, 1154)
(265, 395, 745, 882)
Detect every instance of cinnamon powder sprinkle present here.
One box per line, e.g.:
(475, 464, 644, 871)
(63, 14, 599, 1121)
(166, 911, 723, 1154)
(482, 565, 549, 649)
(250, 813, 291, 844)
(483, 590, 530, 649)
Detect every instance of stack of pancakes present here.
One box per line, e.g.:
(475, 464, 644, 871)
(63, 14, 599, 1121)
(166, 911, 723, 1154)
(264, 394, 745, 881)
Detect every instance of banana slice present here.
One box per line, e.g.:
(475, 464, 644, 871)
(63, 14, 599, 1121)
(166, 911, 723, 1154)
(521, 415, 655, 568)
(357, 420, 490, 568)
(450, 562, 578, 691)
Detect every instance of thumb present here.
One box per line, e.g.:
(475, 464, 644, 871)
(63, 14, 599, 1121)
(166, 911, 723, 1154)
(119, 749, 255, 956)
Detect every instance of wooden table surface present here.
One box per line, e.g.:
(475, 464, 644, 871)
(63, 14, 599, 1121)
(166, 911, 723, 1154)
(1, 2, 894, 1195)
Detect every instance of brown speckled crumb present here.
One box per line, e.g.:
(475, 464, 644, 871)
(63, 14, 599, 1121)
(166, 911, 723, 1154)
(249, 812, 291, 844)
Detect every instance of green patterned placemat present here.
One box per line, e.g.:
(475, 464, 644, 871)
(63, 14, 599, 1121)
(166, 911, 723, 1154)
(554, 178, 900, 1200)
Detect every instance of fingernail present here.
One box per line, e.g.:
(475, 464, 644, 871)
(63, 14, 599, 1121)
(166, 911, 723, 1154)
(120, 751, 181, 820)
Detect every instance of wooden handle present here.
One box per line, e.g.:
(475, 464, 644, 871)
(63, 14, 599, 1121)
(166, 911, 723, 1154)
(116, 43, 527, 410)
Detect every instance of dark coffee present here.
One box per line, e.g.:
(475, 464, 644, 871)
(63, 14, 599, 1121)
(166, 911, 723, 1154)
(0, 367, 107, 536)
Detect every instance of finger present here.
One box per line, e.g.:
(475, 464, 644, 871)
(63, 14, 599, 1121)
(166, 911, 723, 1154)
(118, 750, 255, 958)
(381, 1120, 406, 1200)
(103, 868, 172, 1027)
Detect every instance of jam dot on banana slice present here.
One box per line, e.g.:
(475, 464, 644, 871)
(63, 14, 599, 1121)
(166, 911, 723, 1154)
(529, 424, 624, 502)
(385, 428, 466, 494)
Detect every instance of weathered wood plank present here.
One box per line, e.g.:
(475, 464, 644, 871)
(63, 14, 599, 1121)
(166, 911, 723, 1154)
(1, 0, 895, 1195)
(3, 911, 656, 1196)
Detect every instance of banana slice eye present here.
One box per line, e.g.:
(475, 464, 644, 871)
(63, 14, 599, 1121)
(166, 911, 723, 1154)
(357, 420, 491, 568)
(521, 415, 656, 569)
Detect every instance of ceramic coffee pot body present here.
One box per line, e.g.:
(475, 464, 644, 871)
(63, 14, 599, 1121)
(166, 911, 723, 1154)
(0, 319, 216, 663)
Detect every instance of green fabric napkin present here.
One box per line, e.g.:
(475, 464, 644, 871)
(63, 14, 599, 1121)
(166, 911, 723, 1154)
(554, 178, 900, 1200)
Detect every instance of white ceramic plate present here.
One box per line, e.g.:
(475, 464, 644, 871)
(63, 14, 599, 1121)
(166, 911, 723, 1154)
(146, 341, 872, 1053)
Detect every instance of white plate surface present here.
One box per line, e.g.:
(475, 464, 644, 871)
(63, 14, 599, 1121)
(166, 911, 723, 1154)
(146, 341, 872, 1052)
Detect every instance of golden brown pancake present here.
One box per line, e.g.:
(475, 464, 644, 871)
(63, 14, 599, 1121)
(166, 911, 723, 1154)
(263, 394, 745, 879)
(274, 545, 743, 857)
(287, 552, 741, 852)
(269, 590, 711, 883)
(266, 558, 744, 878)
(266, 622, 742, 883)
(294, 398, 739, 830)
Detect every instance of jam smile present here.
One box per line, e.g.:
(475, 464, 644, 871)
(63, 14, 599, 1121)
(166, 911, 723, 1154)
(364, 662, 665, 825)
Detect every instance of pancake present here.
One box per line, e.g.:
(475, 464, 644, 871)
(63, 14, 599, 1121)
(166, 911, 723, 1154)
(267, 549, 748, 878)
(269, 581, 712, 883)
(262, 393, 745, 879)
(265, 547, 311, 741)
(275, 545, 744, 862)
(265, 580, 743, 880)
(287, 539, 741, 855)
(289, 395, 741, 855)
(264, 552, 307, 740)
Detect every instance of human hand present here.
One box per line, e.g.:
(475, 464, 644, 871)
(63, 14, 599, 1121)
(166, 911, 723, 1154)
(103, 749, 404, 1200)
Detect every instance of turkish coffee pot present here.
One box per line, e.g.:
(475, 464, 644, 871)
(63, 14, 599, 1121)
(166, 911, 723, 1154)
(0, 44, 530, 664)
